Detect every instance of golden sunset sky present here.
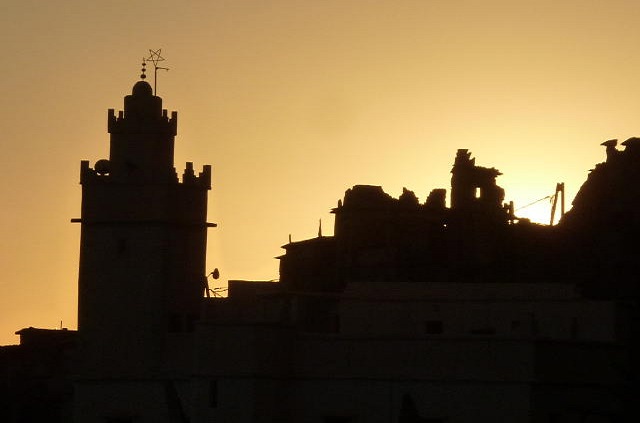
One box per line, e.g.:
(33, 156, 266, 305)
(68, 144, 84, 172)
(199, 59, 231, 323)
(2, 0, 639, 344)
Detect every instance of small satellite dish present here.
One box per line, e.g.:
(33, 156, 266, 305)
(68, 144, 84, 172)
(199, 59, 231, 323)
(95, 159, 111, 175)
(211, 268, 220, 280)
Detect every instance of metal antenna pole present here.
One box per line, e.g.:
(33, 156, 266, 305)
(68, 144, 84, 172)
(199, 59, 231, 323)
(146, 49, 169, 95)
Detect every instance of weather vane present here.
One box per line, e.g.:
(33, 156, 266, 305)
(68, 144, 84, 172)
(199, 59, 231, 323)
(142, 49, 169, 95)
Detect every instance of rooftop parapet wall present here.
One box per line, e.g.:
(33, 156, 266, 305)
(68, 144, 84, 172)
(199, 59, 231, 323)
(332, 185, 447, 213)
(80, 160, 211, 188)
(106, 80, 177, 135)
(107, 108, 177, 135)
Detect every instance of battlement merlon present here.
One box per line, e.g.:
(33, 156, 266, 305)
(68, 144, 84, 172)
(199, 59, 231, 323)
(80, 160, 92, 184)
(107, 108, 177, 136)
(199, 164, 212, 189)
(181, 162, 212, 189)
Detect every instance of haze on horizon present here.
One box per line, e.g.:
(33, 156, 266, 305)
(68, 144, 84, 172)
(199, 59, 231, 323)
(2, 0, 639, 344)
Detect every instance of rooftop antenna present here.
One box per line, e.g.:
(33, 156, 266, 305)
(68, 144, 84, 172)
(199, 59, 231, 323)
(145, 48, 169, 95)
(204, 269, 221, 298)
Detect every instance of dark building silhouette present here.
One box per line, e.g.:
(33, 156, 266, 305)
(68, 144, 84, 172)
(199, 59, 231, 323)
(77, 79, 211, 377)
(280, 148, 550, 289)
(201, 142, 636, 422)
(0, 328, 77, 422)
(72, 79, 214, 421)
(1, 78, 214, 422)
(1, 76, 639, 422)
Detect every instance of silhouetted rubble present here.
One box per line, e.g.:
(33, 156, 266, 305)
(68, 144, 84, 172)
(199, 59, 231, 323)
(560, 138, 640, 299)
(280, 149, 560, 289)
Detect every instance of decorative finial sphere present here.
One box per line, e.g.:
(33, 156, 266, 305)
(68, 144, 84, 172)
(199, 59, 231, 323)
(140, 59, 147, 80)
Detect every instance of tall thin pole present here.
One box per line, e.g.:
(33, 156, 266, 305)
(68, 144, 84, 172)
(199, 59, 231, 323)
(145, 49, 169, 95)
(559, 182, 565, 218)
(550, 182, 565, 225)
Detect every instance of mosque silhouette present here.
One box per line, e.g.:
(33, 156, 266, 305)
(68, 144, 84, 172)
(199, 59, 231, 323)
(1, 73, 638, 422)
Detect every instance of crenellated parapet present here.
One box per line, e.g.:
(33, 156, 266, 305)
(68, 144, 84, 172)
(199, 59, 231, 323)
(80, 159, 211, 189)
(181, 162, 212, 188)
(107, 108, 177, 135)
(80, 159, 178, 184)
(106, 80, 177, 135)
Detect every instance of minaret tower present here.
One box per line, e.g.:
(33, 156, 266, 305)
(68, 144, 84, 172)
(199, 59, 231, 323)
(75, 66, 213, 378)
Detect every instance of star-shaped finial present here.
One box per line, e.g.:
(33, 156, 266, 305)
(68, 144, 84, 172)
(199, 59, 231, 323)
(143, 49, 169, 95)
(146, 49, 165, 68)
